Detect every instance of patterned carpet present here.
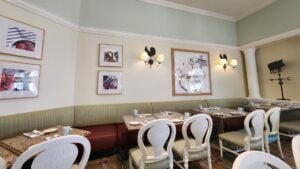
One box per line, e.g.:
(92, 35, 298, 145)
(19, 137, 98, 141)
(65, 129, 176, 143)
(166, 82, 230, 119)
(86, 137, 296, 169)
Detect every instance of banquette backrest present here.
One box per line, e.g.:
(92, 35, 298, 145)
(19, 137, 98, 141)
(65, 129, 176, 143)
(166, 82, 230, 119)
(0, 98, 249, 139)
(151, 100, 208, 113)
(206, 98, 249, 109)
(0, 107, 74, 139)
(73, 102, 152, 127)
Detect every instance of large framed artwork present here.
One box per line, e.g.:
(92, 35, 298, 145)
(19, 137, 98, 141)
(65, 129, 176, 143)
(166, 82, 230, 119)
(97, 71, 122, 95)
(0, 16, 45, 60)
(99, 44, 123, 67)
(0, 60, 41, 99)
(171, 48, 212, 96)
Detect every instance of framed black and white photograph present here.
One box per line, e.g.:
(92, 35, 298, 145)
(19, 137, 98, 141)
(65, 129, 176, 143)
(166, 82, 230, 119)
(0, 60, 41, 99)
(99, 44, 123, 67)
(171, 48, 212, 96)
(0, 15, 45, 60)
(97, 71, 122, 95)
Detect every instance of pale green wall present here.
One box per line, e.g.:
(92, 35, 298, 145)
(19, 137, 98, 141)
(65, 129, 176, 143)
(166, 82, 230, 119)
(27, 0, 237, 46)
(79, 0, 237, 46)
(237, 0, 300, 46)
(27, 0, 82, 24)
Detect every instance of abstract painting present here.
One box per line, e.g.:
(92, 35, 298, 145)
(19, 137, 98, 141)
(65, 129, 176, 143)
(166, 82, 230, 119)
(171, 48, 212, 96)
(99, 44, 123, 67)
(97, 71, 122, 95)
(0, 16, 44, 59)
(0, 60, 41, 99)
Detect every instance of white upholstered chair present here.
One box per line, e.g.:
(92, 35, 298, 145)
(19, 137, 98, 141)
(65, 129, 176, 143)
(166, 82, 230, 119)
(11, 135, 91, 169)
(292, 135, 300, 169)
(0, 156, 6, 169)
(232, 151, 291, 169)
(129, 119, 176, 169)
(219, 109, 265, 156)
(172, 114, 213, 169)
(264, 107, 284, 158)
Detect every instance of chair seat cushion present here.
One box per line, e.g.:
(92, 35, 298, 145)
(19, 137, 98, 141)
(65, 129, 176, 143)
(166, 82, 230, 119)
(219, 131, 246, 147)
(172, 139, 208, 161)
(268, 134, 278, 144)
(280, 121, 300, 132)
(219, 131, 262, 149)
(129, 147, 169, 169)
(79, 125, 117, 152)
(116, 123, 138, 147)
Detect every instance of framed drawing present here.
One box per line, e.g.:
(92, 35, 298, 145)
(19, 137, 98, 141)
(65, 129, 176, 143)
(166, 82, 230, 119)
(0, 60, 41, 99)
(171, 48, 212, 96)
(99, 44, 123, 67)
(0, 15, 45, 60)
(97, 71, 122, 95)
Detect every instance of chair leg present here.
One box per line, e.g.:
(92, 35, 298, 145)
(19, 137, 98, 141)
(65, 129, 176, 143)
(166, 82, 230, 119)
(265, 134, 270, 154)
(219, 139, 223, 158)
(183, 151, 188, 169)
(129, 157, 134, 169)
(277, 135, 284, 159)
(261, 139, 265, 152)
(207, 147, 212, 169)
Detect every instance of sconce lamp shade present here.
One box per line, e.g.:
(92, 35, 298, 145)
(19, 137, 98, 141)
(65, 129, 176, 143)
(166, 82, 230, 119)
(230, 59, 238, 67)
(140, 52, 149, 61)
(220, 58, 227, 65)
(156, 54, 165, 62)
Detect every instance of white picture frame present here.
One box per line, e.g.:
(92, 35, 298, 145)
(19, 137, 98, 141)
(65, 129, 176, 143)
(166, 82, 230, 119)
(97, 71, 122, 95)
(99, 44, 123, 67)
(0, 15, 44, 60)
(0, 60, 41, 99)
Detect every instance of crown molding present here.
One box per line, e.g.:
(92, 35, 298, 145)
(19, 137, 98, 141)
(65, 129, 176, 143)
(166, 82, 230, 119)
(5, 0, 238, 49)
(79, 26, 238, 49)
(237, 0, 277, 20)
(239, 28, 300, 50)
(138, 0, 236, 22)
(5, 0, 80, 31)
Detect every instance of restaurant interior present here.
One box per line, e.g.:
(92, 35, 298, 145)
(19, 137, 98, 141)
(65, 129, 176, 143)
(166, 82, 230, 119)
(0, 0, 300, 168)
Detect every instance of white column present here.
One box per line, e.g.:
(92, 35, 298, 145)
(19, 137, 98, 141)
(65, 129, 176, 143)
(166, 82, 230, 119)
(243, 48, 261, 98)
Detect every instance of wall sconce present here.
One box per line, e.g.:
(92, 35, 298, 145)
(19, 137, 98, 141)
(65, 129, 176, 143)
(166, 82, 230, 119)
(219, 54, 237, 71)
(140, 46, 164, 68)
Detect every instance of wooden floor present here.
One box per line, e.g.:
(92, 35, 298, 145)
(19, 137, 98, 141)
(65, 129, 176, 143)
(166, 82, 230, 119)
(86, 137, 296, 169)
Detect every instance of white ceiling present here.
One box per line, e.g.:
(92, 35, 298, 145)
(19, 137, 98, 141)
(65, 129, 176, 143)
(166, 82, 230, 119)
(141, 0, 277, 21)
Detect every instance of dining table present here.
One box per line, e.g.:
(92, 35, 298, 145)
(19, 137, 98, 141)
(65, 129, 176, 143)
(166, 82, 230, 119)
(0, 125, 90, 168)
(190, 107, 248, 133)
(122, 112, 184, 130)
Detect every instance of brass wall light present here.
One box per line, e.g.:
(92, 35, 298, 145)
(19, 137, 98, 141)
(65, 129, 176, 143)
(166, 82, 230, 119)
(140, 46, 164, 68)
(219, 54, 237, 71)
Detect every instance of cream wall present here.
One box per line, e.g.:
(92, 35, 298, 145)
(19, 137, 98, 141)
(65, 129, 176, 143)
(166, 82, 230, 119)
(0, 1, 247, 116)
(256, 36, 300, 101)
(74, 33, 246, 105)
(0, 1, 78, 116)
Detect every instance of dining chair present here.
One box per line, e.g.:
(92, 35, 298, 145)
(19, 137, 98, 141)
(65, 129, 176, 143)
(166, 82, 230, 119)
(11, 135, 91, 169)
(292, 135, 300, 169)
(264, 107, 284, 158)
(219, 109, 265, 156)
(232, 151, 292, 169)
(0, 156, 6, 169)
(129, 119, 176, 169)
(172, 114, 213, 169)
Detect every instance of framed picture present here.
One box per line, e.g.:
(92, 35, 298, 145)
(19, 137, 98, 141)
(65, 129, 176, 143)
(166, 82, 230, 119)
(97, 71, 122, 95)
(0, 60, 41, 99)
(171, 48, 212, 96)
(99, 44, 123, 67)
(0, 15, 44, 60)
